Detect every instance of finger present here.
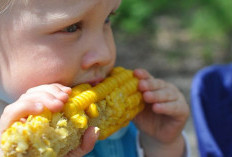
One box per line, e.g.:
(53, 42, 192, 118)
(25, 84, 70, 103)
(27, 83, 71, 94)
(19, 92, 64, 112)
(143, 88, 178, 103)
(79, 126, 99, 153)
(134, 69, 151, 80)
(66, 127, 99, 157)
(139, 78, 166, 92)
(152, 100, 189, 119)
(0, 102, 44, 132)
(52, 83, 72, 94)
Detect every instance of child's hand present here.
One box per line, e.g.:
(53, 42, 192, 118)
(65, 126, 99, 157)
(133, 69, 190, 156)
(0, 83, 71, 134)
(0, 83, 98, 156)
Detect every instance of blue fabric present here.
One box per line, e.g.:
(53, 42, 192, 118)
(85, 122, 138, 157)
(191, 63, 232, 157)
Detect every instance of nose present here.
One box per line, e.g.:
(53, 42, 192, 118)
(81, 31, 115, 70)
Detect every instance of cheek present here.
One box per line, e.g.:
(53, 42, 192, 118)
(0, 22, 82, 101)
(4, 56, 78, 100)
(105, 27, 117, 61)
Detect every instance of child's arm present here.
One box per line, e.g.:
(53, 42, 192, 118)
(133, 69, 190, 157)
(0, 84, 98, 156)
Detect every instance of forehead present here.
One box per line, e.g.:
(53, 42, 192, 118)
(7, 0, 121, 25)
(20, 0, 120, 14)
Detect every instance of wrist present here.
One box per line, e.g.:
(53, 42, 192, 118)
(140, 131, 185, 157)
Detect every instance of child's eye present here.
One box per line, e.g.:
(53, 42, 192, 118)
(62, 22, 82, 33)
(105, 16, 111, 24)
(105, 12, 116, 24)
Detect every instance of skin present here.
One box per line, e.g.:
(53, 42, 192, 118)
(0, 0, 190, 156)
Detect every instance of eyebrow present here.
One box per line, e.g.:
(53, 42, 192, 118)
(45, 12, 73, 25)
(43, 3, 95, 26)
(38, 0, 121, 30)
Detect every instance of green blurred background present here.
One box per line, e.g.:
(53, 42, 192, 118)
(114, 0, 232, 65)
(112, 0, 232, 156)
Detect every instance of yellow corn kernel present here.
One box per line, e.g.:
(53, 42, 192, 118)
(64, 84, 91, 119)
(86, 103, 99, 118)
(63, 101, 78, 118)
(110, 66, 125, 75)
(71, 84, 91, 96)
(1, 67, 144, 157)
(70, 112, 88, 129)
(43, 148, 57, 157)
(40, 108, 52, 121)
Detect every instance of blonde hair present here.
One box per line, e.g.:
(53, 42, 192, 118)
(0, 0, 29, 15)
(0, 0, 14, 14)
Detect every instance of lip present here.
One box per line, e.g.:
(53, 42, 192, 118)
(87, 78, 104, 86)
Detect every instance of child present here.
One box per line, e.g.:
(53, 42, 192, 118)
(0, 0, 190, 156)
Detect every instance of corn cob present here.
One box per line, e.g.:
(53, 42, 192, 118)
(0, 67, 144, 157)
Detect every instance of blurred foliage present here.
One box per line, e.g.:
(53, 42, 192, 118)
(112, 0, 232, 41)
(112, 0, 175, 33)
(190, 0, 232, 41)
(112, 0, 195, 33)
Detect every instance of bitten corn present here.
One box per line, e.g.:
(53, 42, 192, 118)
(0, 67, 144, 157)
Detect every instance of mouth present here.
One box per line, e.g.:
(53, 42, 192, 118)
(71, 66, 112, 88)
(70, 77, 105, 88)
(87, 78, 104, 86)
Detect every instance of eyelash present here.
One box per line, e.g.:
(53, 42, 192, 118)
(62, 12, 116, 33)
(62, 22, 82, 33)
(105, 12, 116, 24)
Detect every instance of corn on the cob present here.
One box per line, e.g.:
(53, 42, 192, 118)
(0, 67, 144, 157)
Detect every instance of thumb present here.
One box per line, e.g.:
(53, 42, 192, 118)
(67, 126, 100, 157)
(80, 126, 100, 153)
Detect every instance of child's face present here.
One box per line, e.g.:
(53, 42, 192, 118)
(0, 0, 121, 101)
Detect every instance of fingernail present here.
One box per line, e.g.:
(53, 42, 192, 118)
(59, 91, 69, 98)
(94, 127, 100, 135)
(153, 103, 162, 109)
(35, 103, 43, 110)
(155, 103, 161, 107)
(20, 118, 27, 123)
(62, 87, 72, 94)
